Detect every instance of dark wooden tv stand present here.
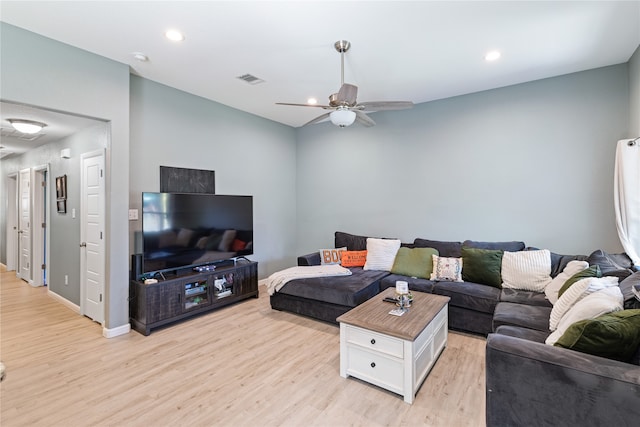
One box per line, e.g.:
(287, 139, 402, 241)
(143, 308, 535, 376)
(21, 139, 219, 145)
(129, 260, 258, 335)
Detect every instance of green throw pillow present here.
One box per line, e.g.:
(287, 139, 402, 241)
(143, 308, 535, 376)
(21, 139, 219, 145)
(558, 265, 602, 298)
(461, 247, 503, 288)
(554, 309, 640, 362)
(391, 247, 438, 279)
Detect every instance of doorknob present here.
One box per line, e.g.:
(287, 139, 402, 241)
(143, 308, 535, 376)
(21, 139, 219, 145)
(79, 242, 87, 247)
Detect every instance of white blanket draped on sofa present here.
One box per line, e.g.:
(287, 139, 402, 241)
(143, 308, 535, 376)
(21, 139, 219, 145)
(265, 264, 352, 295)
(614, 138, 640, 266)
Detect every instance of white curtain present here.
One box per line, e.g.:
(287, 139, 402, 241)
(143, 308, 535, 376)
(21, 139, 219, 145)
(614, 138, 640, 267)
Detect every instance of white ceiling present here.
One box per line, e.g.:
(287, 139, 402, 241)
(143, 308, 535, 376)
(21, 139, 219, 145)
(1, 1, 639, 133)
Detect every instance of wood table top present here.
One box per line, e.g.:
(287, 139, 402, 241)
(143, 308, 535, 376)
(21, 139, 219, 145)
(337, 288, 450, 341)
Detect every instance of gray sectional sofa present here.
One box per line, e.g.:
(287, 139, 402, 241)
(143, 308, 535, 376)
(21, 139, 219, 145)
(269, 231, 640, 426)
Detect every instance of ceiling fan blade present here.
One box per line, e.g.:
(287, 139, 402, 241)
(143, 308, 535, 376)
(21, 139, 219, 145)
(337, 83, 358, 105)
(357, 101, 414, 112)
(304, 112, 331, 126)
(354, 111, 376, 127)
(276, 102, 331, 108)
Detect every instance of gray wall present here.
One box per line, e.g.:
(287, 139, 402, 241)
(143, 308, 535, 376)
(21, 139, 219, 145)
(295, 64, 629, 256)
(129, 77, 298, 277)
(0, 23, 130, 330)
(629, 45, 640, 136)
(1, 124, 108, 303)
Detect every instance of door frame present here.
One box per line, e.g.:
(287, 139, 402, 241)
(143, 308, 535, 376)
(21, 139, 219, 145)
(18, 167, 32, 283)
(31, 164, 50, 287)
(5, 173, 18, 272)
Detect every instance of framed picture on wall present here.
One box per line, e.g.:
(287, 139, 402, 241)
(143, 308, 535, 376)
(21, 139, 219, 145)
(56, 175, 67, 200)
(57, 199, 67, 214)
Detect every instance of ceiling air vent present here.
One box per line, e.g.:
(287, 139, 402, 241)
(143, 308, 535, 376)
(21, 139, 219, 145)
(237, 74, 265, 85)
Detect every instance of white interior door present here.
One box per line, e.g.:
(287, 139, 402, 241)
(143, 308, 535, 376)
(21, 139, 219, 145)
(6, 174, 18, 272)
(18, 168, 32, 283)
(81, 150, 105, 323)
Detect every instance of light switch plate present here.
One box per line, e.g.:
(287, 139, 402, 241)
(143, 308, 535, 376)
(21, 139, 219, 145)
(128, 209, 139, 220)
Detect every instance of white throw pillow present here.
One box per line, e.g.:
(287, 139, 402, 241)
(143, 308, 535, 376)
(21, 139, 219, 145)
(363, 238, 401, 272)
(545, 286, 623, 345)
(430, 255, 463, 282)
(549, 276, 619, 331)
(545, 260, 589, 304)
(501, 249, 552, 291)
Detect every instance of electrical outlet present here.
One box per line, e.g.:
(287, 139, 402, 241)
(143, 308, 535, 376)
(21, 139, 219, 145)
(64, 275, 68, 285)
(128, 209, 139, 220)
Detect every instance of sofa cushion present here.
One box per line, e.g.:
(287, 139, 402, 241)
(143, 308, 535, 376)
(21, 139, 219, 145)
(363, 238, 401, 272)
(340, 250, 367, 268)
(493, 302, 552, 332)
(380, 274, 436, 294)
(587, 249, 633, 272)
(549, 251, 589, 278)
(414, 238, 462, 258)
(335, 231, 369, 251)
(276, 267, 389, 307)
(463, 240, 525, 252)
(430, 255, 463, 282)
(433, 280, 500, 314)
(500, 289, 552, 307)
(461, 247, 503, 288)
(501, 249, 552, 292)
(554, 309, 640, 362)
(494, 325, 550, 343)
(390, 247, 438, 279)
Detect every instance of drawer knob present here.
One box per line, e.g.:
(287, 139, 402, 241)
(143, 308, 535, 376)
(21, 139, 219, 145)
(370, 338, 376, 345)
(370, 362, 376, 368)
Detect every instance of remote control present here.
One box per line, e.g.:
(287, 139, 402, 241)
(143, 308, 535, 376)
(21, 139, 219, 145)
(383, 297, 397, 303)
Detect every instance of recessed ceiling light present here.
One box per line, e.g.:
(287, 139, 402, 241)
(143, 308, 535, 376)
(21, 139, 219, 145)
(307, 98, 318, 105)
(132, 52, 149, 62)
(485, 50, 501, 61)
(165, 29, 185, 42)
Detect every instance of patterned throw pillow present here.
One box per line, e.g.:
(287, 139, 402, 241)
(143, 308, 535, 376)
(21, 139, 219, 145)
(341, 250, 368, 268)
(319, 247, 346, 265)
(430, 254, 463, 282)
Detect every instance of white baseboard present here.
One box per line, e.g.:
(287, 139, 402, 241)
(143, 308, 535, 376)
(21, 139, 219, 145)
(47, 289, 80, 314)
(103, 323, 131, 338)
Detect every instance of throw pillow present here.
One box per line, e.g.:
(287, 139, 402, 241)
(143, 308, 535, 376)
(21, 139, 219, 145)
(545, 286, 623, 345)
(554, 309, 640, 362)
(558, 265, 602, 298)
(390, 247, 439, 279)
(549, 276, 619, 331)
(544, 260, 589, 304)
(363, 238, 401, 271)
(619, 271, 640, 309)
(461, 247, 503, 288)
(501, 249, 552, 292)
(319, 247, 347, 265)
(341, 250, 368, 268)
(430, 255, 463, 282)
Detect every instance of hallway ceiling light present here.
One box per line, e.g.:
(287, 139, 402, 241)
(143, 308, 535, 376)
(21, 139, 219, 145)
(8, 119, 47, 134)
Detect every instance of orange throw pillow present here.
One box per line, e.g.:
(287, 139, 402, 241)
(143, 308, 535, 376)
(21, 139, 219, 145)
(341, 250, 368, 267)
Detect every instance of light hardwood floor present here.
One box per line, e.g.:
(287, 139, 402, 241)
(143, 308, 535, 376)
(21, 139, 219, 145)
(0, 266, 486, 426)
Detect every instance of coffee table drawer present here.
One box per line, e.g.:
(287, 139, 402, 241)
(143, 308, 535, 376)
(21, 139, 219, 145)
(346, 346, 404, 394)
(345, 326, 404, 358)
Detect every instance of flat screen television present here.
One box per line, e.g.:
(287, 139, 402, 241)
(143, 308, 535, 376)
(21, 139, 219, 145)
(142, 192, 253, 276)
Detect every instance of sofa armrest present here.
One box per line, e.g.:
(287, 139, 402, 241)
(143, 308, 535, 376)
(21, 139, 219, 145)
(297, 252, 321, 266)
(486, 333, 640, 427)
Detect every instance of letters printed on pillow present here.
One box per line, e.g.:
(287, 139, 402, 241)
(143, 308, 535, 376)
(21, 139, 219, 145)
(430, 255, 463, 282)
(319, 247, 347, 265)
(501, 249, 552, 292)
(341, 250, 368, 268)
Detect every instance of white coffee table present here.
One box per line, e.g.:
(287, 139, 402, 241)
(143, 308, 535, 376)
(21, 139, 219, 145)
(337, 288, 450, 404)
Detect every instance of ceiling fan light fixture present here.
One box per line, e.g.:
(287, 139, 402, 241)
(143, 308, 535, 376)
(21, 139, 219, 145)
(8, 119, 47, 134)
(330, 108, 356, 127)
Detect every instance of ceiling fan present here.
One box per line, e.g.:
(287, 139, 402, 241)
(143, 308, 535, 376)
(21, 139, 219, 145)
(277, 40, 414, 128)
